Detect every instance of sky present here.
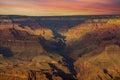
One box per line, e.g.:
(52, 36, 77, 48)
(0, 0, 120, 16)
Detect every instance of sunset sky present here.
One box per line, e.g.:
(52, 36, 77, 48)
(0, 0, 120, 16)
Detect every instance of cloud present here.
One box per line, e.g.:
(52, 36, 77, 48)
(0, 0, 120, 16)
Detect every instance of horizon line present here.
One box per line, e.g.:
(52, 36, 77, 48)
(0, 14, 120, 17)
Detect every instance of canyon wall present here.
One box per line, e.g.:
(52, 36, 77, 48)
(0, 15, 120, 80)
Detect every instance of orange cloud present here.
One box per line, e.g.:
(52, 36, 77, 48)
(0, 0, 120, 16)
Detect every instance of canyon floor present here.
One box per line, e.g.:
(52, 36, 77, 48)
(0, 15, 120, 80)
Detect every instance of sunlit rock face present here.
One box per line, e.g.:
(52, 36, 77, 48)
(62, 16, 120, 80)
(74, 45, 120, 80)
(0, 15, 120, 80)
(62, 18, 120, 44)
(64, 18, 120, 59)
(0, 16, 54, 40)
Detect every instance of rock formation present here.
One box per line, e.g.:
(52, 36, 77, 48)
(0, 15, 120, 80)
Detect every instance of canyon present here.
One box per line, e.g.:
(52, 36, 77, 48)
(0, 15, 120, 80)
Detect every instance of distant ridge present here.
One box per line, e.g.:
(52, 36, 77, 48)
(0, 14, 120, 17)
